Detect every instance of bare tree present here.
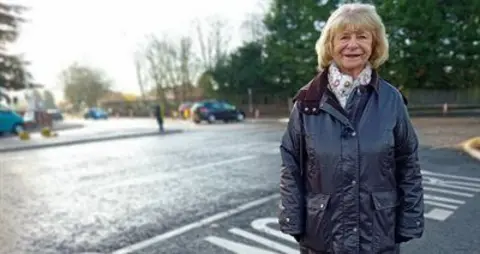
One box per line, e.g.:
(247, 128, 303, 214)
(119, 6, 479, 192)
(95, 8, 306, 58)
(133, 50, 148, 102)
(143, 34, 199, 103)
(193, 16, 232, 70)
(144, 35, 169, 105)
(60, 62, 111, 109)
(178, 37, 199, 101)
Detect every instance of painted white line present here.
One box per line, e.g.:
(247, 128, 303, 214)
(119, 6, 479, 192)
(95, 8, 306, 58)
(270, 148, 280, 154)
(111, 194, 281, 254)
(229, 228, 298, 254)
(423, 182, 480, 192)
(424, 208, 454, 221)
(423, 176, 480, 192)
(424, 194, 466, 204)
(205, 236, 279, 254)
(422, 170, 480, 182)
(424, 201, 458, 210)
(423, 187, 474, 197)
(251, 218, 297, 244)
(97, 156, 257, 190)
(430, 145, 455, 150)
(445, 181, 480, 188)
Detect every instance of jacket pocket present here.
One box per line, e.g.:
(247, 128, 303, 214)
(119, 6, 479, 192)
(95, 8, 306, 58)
(371, 191, 398, 253)
(301, 193, 332, 252)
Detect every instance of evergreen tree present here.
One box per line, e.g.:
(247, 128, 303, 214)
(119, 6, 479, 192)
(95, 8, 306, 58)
(0, 2, 29, 90)
(262, 0, 340, 97)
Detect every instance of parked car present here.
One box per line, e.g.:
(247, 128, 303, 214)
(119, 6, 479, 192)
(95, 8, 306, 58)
(0, 103, 24, 135)
(84, 107, 108, 120)
(190, 100, 245, 124)
(47, 108, 64, 121)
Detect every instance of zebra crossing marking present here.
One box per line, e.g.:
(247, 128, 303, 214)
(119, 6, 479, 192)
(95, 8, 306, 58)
(204, 170, 480, 252)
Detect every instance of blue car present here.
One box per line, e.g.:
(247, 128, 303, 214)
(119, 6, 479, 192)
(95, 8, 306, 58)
(0, 104, 24, 134)
(84, 107, 109, 120)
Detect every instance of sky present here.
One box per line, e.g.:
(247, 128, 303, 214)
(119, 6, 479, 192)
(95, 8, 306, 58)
(11, 0, 268, 101)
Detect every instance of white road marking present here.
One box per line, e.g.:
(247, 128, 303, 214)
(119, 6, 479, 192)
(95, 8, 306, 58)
(229, 228, 298, 254)
(422, 170, 480, 182)
(110, 193, 281, 254)
(112, 155, 479, 253)
(424, 194, 466, 204)
(424, 208, 454, 221)
(424, 201, 458, 210)
(423, 187, 474, 197)
(97, 156, 257, 190)
(422, 173, 480, 221)
(423, 176, 480, 192)
(205, 236, 279, 254)
(251, 218, 297, 244)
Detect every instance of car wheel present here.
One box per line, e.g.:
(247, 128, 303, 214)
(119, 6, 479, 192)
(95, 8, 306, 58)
(207, 114, 216, 123)
(12, 123, 24, 135)
(236, 113, 245, 121)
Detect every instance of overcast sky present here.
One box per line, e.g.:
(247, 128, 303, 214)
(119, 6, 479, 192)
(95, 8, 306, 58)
(12, 0, 268, 100)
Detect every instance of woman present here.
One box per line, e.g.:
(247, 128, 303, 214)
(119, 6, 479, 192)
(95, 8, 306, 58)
(279, 3, 424, 254)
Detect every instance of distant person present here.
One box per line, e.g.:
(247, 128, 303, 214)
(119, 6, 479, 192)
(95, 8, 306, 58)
(153, 104, 164, 132)
(279, 3, 424, 254)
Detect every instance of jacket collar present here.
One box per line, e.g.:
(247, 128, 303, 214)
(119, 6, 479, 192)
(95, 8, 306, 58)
(293, 67, 380, 116)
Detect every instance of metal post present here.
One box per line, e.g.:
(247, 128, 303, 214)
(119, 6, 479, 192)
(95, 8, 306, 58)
(248, 88, 253, 114)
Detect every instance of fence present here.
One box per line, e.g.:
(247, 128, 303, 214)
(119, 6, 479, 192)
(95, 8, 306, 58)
(234, 87, 480, 117)
(403, 88, 480, 107)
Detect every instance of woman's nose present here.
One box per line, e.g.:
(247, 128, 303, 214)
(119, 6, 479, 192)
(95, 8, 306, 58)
(346, 38, 360, 49)
(347, 36, 358, 49)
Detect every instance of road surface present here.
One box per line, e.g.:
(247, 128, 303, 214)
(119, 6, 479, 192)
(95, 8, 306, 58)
(0, 118, 479, 254)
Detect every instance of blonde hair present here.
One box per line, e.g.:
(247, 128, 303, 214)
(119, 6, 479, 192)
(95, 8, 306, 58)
(315, 3, 389, 71)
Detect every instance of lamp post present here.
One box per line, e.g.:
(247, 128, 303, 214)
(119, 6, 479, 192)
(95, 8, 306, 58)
(248, 88, 253, 114)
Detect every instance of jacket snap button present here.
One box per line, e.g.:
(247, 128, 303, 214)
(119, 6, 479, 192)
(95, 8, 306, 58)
(286, 217, 290, 222)
(320, 204, 325, 209)
(353, 227, 358, 232)
(351, 132, 356, 137)
(312, 107, 317, 111)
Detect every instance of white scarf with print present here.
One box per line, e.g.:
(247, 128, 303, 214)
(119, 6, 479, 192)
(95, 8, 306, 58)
(327, 63, 372, 108)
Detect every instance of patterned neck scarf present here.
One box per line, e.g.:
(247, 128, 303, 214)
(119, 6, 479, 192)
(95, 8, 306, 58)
(327, 62, 372, 108)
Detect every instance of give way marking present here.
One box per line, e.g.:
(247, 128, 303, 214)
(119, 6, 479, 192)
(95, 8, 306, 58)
(110, 169, 479, 254)
(205, 218, 298, 254)
(421, 170, 480, 221)
(205, 170, 480, 253)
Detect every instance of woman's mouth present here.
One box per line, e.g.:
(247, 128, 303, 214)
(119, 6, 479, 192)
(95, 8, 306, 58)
(344, 54, 362, 58)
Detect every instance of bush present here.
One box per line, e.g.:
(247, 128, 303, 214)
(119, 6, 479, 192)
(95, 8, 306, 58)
(18, 131, 30, 140)
(40, 127, 58, 138)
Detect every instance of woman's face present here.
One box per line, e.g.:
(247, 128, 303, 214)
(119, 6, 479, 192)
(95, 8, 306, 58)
(332, 28, 373, 75)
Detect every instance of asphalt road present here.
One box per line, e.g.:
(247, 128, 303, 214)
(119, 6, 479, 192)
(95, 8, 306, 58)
(1, 118, 479, 254)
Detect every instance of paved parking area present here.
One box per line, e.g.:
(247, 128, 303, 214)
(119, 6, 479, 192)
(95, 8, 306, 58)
(1, 116, 478, 254)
